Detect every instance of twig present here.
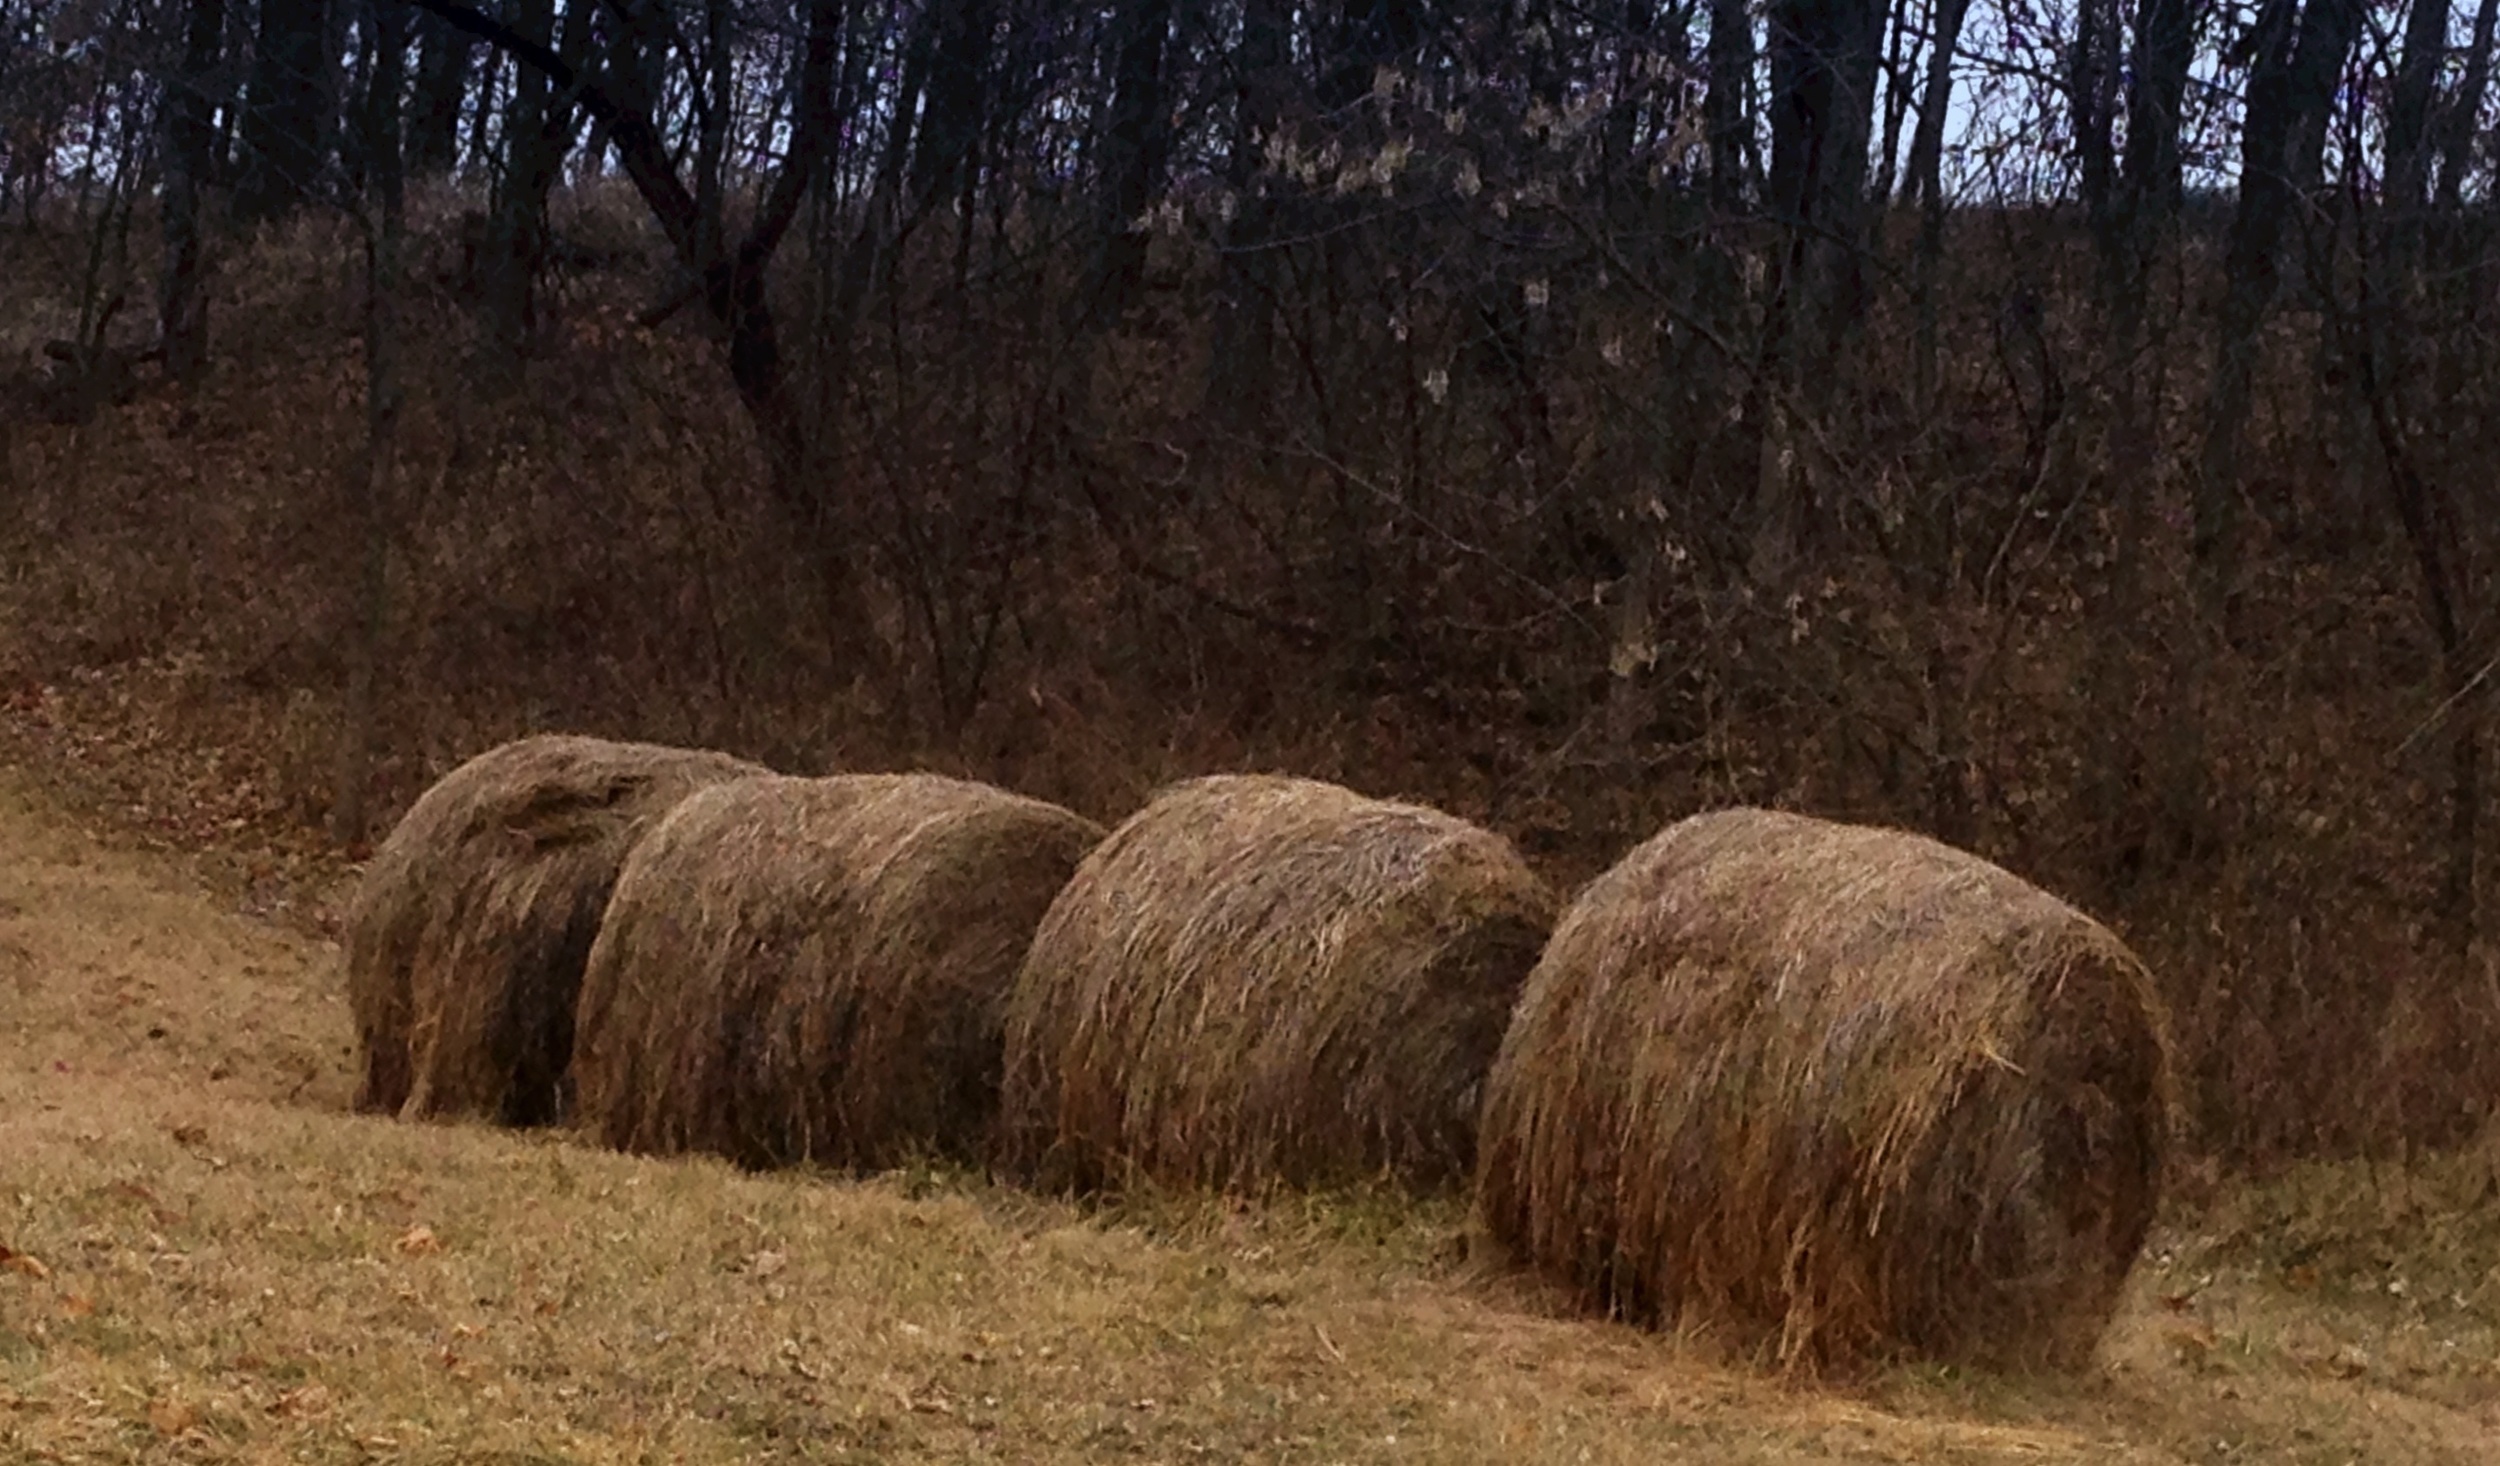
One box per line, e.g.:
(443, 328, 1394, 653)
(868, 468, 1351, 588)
(2394, 645, 2500, 758)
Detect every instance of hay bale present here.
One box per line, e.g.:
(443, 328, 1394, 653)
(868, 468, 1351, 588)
(997, 774, 1558, 1194)
(1474, 808, 2176, 1370)
(344, 734, 763, 1124)
(570, 773, 1104, 1170)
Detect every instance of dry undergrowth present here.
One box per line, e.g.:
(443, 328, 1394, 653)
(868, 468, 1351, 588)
(3, 763, 2498, 1463)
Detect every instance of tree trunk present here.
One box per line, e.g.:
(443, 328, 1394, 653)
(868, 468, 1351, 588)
(1086, 0, 1176, 327)
(410, 10, 474, 175)
(159, 0, 224, 381)
(2371, 404, 2478, 948)
(1870, 0, 1918, 203)
(586, 0, 667, 176)
(234, 0, 334, 223)
(2361, 0, 2480, 947)
(2435, 0, 2500, 213)
(484, 0, 559, 357)
(1705, 0, 1754, 201)
(334, 0, 408, 847)
(824, 7, 932, 386)
(1902, 0, 1969, 210)
(1906, 0, 1971, 409)
(2070, 0, 2120, 237)
(2079, 0, 2197, 891)
(2195, 0, 2362, 619)
(1754, 0, 1882, 573)
(1208, 0, 1293, 417)
(2386, 0, 2451, 222)
(2166, 0, 2361, 871)
(694, 0, 732, 270)
(1766, 0, 1881, 358)
(2112, 0, 2197, 288)
(910, 0, 994, 213)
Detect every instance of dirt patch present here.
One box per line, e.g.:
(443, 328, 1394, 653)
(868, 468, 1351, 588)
(0, 763, 354, 1110)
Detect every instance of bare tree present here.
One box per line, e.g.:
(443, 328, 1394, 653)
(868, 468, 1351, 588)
(158, 0, 224, 380)
(2194, 0, 2362, 618)
(1905, 0, 1974, 409)
(1704, 0, 1754, 199)
(333, 0, 408, 844)
(1752, 0, 1884, 575)
(1087, 0, 1177, 326)
(235, 0, 335, 223)
(408, 8, 471, 174)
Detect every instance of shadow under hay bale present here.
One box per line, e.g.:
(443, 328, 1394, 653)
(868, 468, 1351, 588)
(344, 733, 765, 1125)
(997, 774, 1558, 1196)
(1474, 807, 2176, 1371)
(570, 773, 1104, 1171)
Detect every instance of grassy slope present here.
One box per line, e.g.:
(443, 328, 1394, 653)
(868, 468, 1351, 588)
(2, 763, 2498, 1464)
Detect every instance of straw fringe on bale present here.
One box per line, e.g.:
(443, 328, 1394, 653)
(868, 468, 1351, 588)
(998, 774, 1558, 1195)
(571, 773, 1104, 1171)
(344, 733, 764, 1124)
(1474, 807, 2176, 1370)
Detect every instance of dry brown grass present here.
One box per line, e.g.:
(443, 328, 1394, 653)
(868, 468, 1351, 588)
(4, 762, 2499, 1464)
(998, 773, 1557, 1195)
(344, 733, 764, 1126)
(1476, 807, 2176, 1372)
(571, 772, 1104, 1171)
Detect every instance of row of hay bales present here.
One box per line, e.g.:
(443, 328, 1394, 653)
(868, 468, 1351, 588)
(346, 732, 2175, 1370)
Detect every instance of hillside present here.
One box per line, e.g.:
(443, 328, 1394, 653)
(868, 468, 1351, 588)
(4, 760, 2499, 1462)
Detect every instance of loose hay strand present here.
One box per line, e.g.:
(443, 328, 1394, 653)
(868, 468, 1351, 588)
(570, 773, 1104, 1171)
(343, 733, 763, 1124)
(997, 774, 1557, 1195)
(1474, 807, 2177, 1371)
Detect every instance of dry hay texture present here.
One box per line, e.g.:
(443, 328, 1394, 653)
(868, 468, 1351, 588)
(571, 773, 1105, 1171)
(345, 734, 764, 1125)
(998, 774, 1559, 1195)
(1474, 808, 2177, 1371)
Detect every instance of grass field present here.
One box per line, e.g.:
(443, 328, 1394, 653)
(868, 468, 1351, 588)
(4, 761, 2499, 1463)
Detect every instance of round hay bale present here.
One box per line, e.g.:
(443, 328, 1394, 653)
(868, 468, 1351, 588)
(1474, 808, 2176, 1370)
(344, 734, 765, 1125)
(997, 774, 1558, 1194)
(570, 773, 1104, 1171)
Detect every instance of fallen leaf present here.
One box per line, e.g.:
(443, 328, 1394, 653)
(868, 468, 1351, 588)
(147, 1394, 197, 1437)
(58, 1293, 93, 1319)
(395, 1226, 441, 1256)
(2158, 1289, 2197, 1312)
(2167, 1320, 2218, 1364)
(747, 1249, 787, 1279)
(2286, 1264, 2320, 1291)
(0, 1247, 50, 1281)
(269, 1384, 330, 1418)
(171, 1124, 207, 1147)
